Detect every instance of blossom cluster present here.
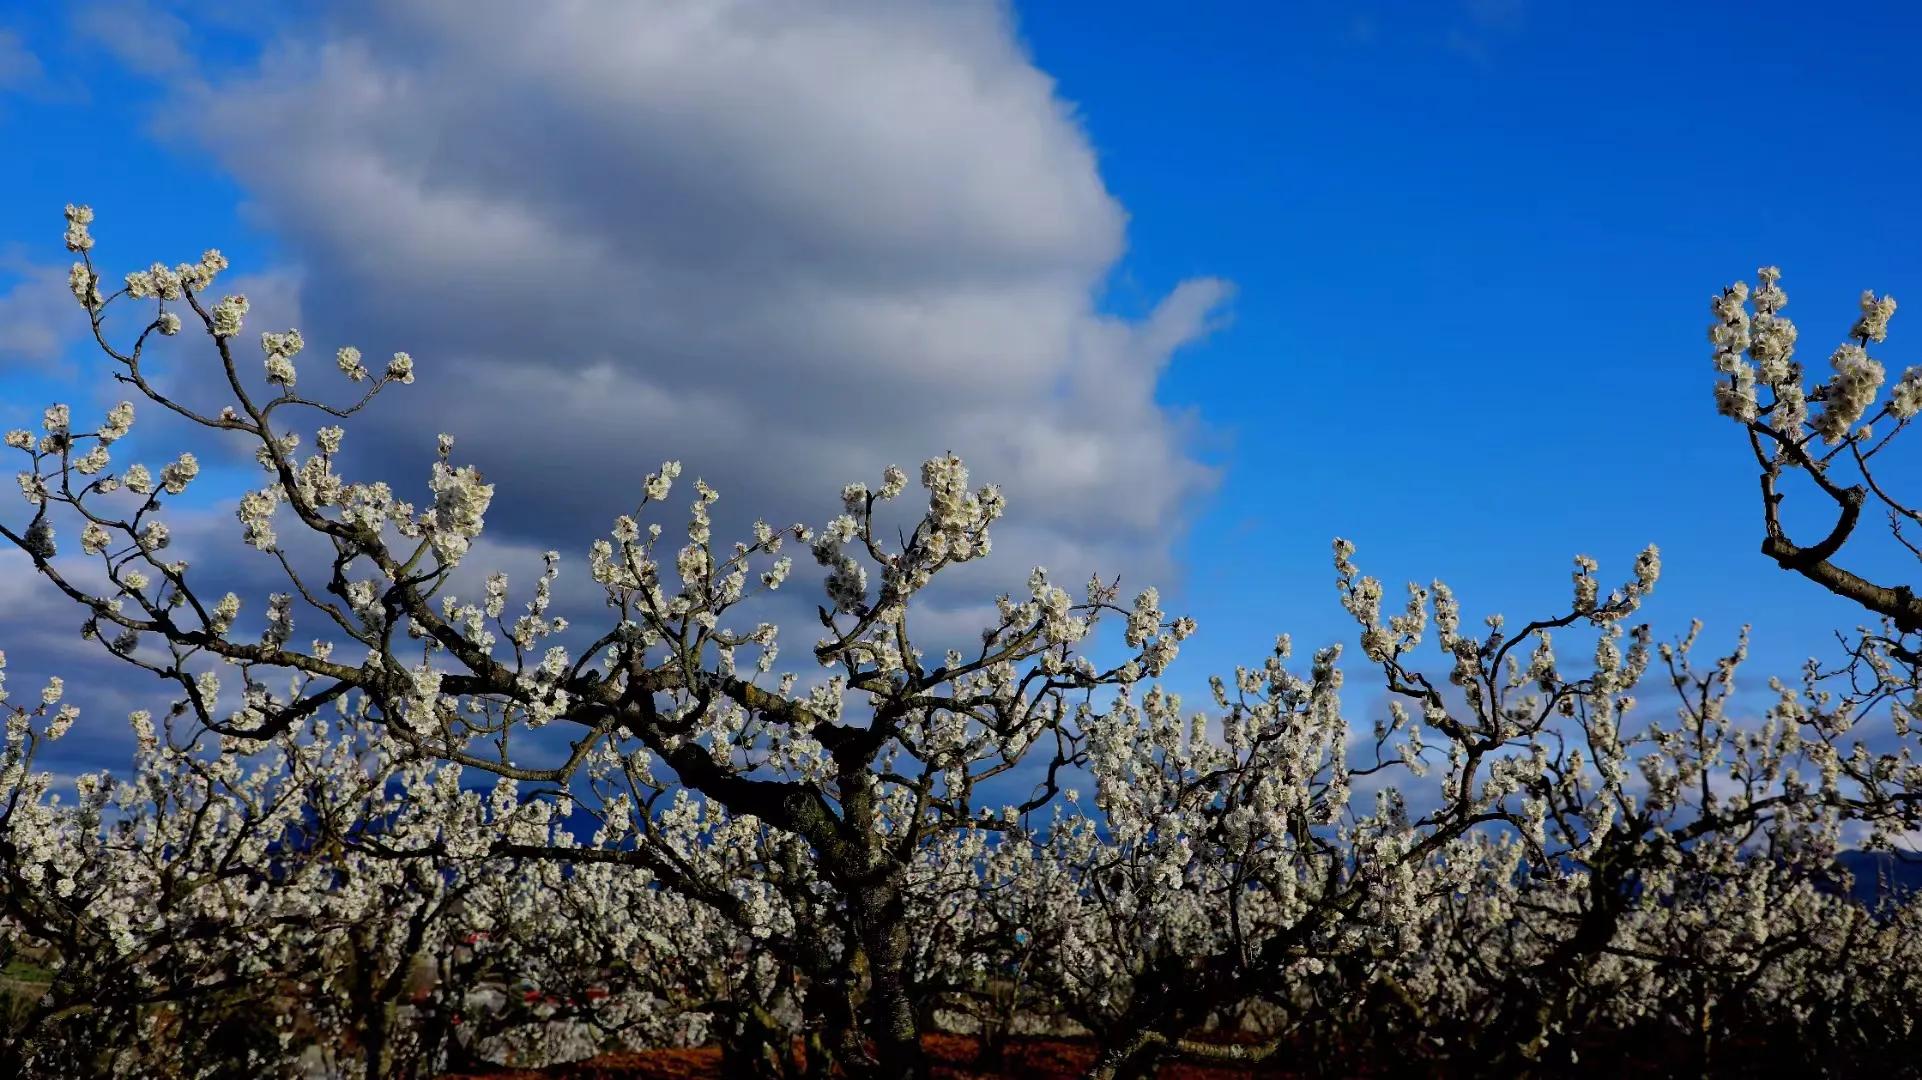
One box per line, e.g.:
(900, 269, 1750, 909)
(5, 212, 1922, 1079)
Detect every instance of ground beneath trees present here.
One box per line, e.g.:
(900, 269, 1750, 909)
(442, 1034, 1290, 1078)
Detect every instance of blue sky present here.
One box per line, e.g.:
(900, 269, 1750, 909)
(1014, 0, 1922, 681)
(2, 1, 1920, 776)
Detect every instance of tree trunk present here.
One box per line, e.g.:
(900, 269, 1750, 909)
(853, 881, 925, 1080)
(362, 997, 397, 1080)
(719, 1001, 791, 1079)
(1084, 959, 1206, 1080)
(795, 940, 862, 1080)
(1086, 1029, 1170, 1080)
(975, 985, 1020, 1072)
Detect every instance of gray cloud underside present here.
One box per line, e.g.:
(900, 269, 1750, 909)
(160, 0, 1229, 584)
(7, 0, 1233, 779)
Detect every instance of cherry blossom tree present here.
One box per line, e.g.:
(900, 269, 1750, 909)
(1, 665, 341, 1078)
(1708, 269, 1922, 750)
(10, 208, 1922, 1079)
(991, 542, 1668, 1077)
(5, 206, 1212, 1079)
(1709, 269, 1918, 633)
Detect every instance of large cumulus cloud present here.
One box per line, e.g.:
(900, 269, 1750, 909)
(6, 0, 1233, 776)
(159, 0, 1228, 590)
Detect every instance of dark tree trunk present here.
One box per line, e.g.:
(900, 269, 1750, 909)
(1085, 956, 1208, 1080)
(1087, 1030, 1171, 1080)
(853, 880, 926, 1080)
(361, 999, 395, 1080)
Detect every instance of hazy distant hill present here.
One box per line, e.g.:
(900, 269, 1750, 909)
(1836, 850, 1922, 905)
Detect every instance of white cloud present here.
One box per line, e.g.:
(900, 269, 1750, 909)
(5, 1, 1238, 774)
(73, 0, 194, 76)
(0, 29, 45, 91)
(143, 0, 1226, 594)
(0, 257, 84, 370)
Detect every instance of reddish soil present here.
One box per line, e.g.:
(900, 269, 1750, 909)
(443, 1033, 1284, 1079)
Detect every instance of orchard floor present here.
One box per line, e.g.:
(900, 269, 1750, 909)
(442, 1034, 1286, 1079)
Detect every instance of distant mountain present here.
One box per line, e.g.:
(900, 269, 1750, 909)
(1835, 850, 1922, 905)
